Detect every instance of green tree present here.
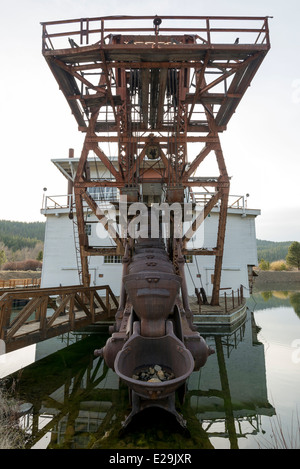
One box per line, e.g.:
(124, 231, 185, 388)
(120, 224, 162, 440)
(286, 241, 300, 270)
(0, 249, 7, 268)
(259, 258, 270, 271)
(36, 250, 43, 261)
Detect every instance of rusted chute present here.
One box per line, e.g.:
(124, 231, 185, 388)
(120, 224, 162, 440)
(96, 237, 214, 427)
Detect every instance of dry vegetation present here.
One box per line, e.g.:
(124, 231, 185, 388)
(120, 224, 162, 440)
(270, 260, 289, 271)
(0, 382, 27, 449)
(258, 259, 298, 272)
(0, 240, 43, 264)
(2, 259, 42, 271)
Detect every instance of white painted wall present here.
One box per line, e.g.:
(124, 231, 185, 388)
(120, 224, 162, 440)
(41, 212, 123, 295)
(185, 210, 258, 297)
(41, 214, 80, 287)
(41, 208, 259, 299)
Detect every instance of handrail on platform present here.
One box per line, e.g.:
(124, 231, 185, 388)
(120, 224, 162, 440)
(0, 278, 41, 289)
(0, 284, 118, 353)
(41, 15, 271, 51)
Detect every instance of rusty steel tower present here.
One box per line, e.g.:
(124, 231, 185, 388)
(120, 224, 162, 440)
(41, 15, 270, 304)
(42, 15, 270, 427)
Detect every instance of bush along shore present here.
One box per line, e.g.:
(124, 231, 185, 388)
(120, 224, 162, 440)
(0, 381, 28, 449)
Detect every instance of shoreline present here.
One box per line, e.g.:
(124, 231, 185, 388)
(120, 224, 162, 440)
(0, 270, 41, 280)
(0, 269, 299, 291)
(253, 270, 300, 291)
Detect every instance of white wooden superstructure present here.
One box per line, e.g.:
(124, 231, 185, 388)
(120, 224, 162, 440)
(40, 155, 259, 300)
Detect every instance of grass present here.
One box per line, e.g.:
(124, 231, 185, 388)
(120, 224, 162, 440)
(258, 411, 300, 449)
(0, 380, 27, 449)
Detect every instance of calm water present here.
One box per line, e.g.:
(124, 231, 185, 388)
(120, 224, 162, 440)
(3, 288, 300, 449)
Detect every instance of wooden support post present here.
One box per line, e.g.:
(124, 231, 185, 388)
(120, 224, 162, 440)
(211, 187, 229, 306)
(69, 294, 75, 330)
(106, 287, 111, 318)
(74, 191, 90, 287)
(210, 134, 230, 306)
(0, 298, 11, 341)
(90, 290, 95, 323)
(39, 297, 48, 338)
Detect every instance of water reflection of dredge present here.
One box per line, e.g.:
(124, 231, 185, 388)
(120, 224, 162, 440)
(41, 15, 270, 428)
(14, 308, 275, 449)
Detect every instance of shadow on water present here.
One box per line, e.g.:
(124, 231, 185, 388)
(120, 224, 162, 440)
(4, 288, 300, 449)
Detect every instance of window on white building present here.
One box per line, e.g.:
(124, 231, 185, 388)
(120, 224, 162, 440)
(104, 255, 122, 264)
(85, 224, 92, 235)
(185, 255, 193, 263)
(87, 187, 118, 201)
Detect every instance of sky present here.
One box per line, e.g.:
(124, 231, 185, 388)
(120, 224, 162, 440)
(0, 0, 299, 242)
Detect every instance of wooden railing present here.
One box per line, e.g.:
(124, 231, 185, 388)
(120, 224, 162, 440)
(0, 278, 41, 289)
(0, 285, 118, 353)
(222, 285, 244, 313)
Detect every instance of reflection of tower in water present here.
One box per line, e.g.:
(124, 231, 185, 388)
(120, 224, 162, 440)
(186, 310, 275, 448)
(13, 309, 274, 449)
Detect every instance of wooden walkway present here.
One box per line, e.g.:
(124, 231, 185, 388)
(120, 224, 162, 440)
(0, 280, 247, 353)
(0, 277, 41, 289)
(0, 285, 118, 353)
(189, 287, 247, 330)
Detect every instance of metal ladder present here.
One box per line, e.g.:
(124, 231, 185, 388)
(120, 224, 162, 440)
(70, 206, 83, 284)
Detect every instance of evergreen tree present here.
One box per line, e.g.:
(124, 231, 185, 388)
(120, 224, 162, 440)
(36, 250, 43, 261)
(0, 250, 7, 267)
(286, 241, 300, 270)
(259, 258, 270, 270)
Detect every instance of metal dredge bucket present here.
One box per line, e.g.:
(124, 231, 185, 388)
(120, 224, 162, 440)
(114, 321, 194, 401)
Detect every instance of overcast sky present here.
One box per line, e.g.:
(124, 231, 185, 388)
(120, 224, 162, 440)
(0, 0, 299, 242)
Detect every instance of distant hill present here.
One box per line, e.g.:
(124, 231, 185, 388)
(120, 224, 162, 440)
(0, 220, 45, 252)
(256, 239, 292, 263)
(0, 220, 294, 264)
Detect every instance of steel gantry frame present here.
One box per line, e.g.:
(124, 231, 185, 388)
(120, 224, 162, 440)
(41, 15, 270, 305)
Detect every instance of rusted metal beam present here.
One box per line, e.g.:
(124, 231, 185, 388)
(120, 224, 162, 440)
(74, 190, 90, 286)
(92, 144, 121, 181)
(41, 14, 269, 312)
(183, 142, 217, 181)
(182, 191, 221, 242)
(83, 247, 118, 256)
(188, 51, 210, 123)
(86, 135, 219, 143)
(81, 190, 124, 254)
(157, 69, 168, 127)
(99, 49, 118, 122)
(51, 57, 101, 93)
(73, 177, 230, 189)
(211, 187, 230, 306)
(72, 60, 255, 72)
(182, 248, 218, 255)
(140, 69, 150, 127)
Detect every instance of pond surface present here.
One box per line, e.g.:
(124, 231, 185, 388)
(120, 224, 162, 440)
(4, 287, 300, 449)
